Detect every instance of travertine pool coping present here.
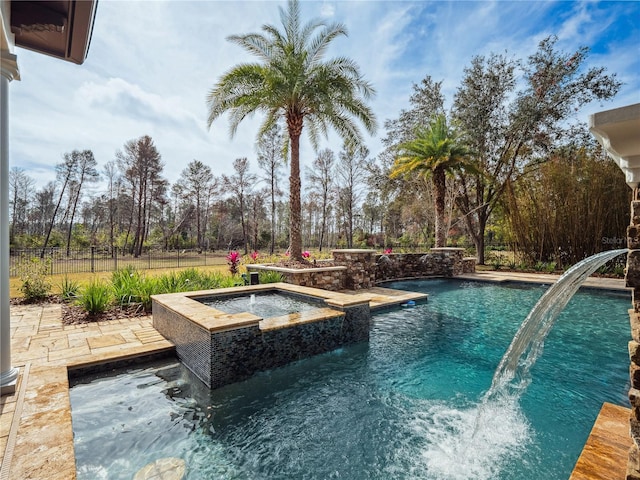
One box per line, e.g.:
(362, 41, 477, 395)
(0, 274, 631, 479)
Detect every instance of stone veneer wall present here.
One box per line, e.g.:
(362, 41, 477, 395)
(278, 266, 345, 291)
(375, 248, 466, 282)
(627, 192, 640, 480)
(332, 249, 377, 290)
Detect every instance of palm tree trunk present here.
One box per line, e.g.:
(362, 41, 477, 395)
(433, 166, 447, 247)
(287, 114, 303, 260)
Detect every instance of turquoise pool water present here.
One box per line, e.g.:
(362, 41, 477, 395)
(70, 280, 630, 479)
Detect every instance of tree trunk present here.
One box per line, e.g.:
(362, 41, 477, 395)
(433, 166, 447, 247)
(270, 176, 276, 255)
(476, 216, 486, 265)
(41, 177, 70, 258)
(287, 113, 303, 260)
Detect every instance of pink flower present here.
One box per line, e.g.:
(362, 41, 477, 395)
(384, 248, 393, 254)
(250, 251, 259, 261)
(302, 251, 311, 258)
(227, 250, 241, 274)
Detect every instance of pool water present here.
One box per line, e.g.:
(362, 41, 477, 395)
(70, 280, 630, 479)
(200, 292, 321, 317)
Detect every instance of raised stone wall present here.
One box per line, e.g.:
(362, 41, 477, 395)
(375, 248, 466, 282)
(332, 249, 377, 290)
(248, 248, 472, 291)
(627, 194, 640, 480)
(247, 264, 346, 291)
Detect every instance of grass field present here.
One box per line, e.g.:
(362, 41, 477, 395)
(9, 264, 230, 299)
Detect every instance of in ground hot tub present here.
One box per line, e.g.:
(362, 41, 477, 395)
(152, 283, 371, 388)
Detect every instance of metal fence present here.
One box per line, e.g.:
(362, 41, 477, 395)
(9, 247, 227, 277)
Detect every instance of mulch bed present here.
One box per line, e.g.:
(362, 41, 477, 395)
(10, 295, 148, 325)
(61, 303, 148, 325)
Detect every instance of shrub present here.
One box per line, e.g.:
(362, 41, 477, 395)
(135, 276, 161, 312)
(78, 280, 112, 315)
(533, 261, 546, 272)
(17, 256, 51, 302)
(156, 271, 184, 294)
(196, 271, 226, 290)
(258, 270, 285, 284)
(60, 276, 80, 303)
(112, 266, 141, 306)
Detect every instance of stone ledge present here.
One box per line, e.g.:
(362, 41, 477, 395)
(260, 308, 344, 331)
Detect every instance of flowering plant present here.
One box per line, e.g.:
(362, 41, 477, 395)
(302, 251, 311, 259)
(227, 250, 241, 274)
(384, 248, 393, 254)
(250, 251, 259, 262)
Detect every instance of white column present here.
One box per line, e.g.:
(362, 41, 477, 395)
(1, 53, 20, 395)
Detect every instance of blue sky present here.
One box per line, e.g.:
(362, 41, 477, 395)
(8, 0, 640, 190)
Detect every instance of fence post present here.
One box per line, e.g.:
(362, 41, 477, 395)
(148, 250, 151, 269)
(91, 246, 95, 273)
(114, 248, 118, 271)
(50, 249, 54, 275)
(177, 249, 180, 268)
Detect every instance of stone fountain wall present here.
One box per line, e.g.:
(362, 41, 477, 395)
(374, 248, 469, 282)
(627, 192, 640, 480)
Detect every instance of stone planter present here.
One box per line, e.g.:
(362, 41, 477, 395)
(246, 263, 346, 291)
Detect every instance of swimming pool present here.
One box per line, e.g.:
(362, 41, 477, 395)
(70, 279, 630, 479)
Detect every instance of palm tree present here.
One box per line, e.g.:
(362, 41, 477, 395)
(206, 0, 376, 260)
(390, 114, 472, 248)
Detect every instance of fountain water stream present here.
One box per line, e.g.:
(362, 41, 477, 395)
(485, 248, 627, 401)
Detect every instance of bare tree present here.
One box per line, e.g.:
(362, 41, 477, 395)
(103, 161, 121, 256)
(222, 158, 257, 254)
(117, 136, 165, 256)
(41, 152, 80, 257)
(173, 160, 216, 251)
(64, 150, 99, 255)
(306, 148, 335, 251)
(249, 189, 268, 251)
(336, 143, 369, 248)
(30, 183, 55, 238)
(9, 167, 34, 245)
(257, 124, 285, 254)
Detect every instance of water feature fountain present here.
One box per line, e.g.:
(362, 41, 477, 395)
(487, 248, 628, 400)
